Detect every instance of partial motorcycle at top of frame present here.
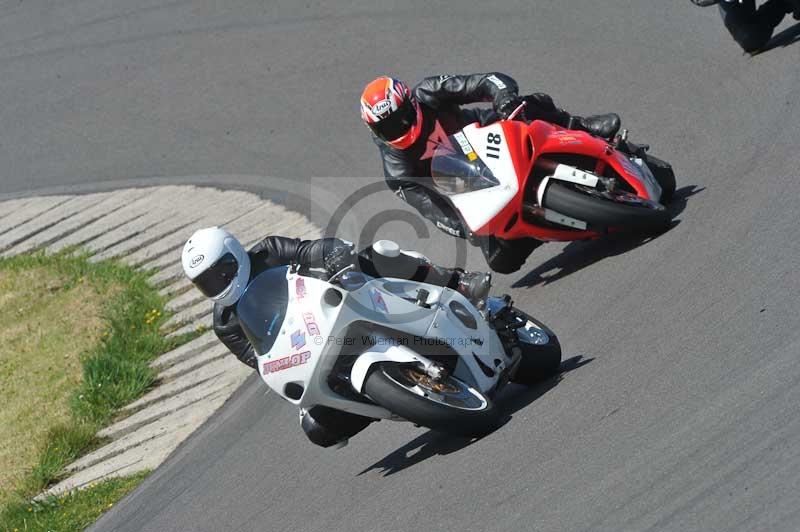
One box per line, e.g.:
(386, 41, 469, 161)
(427, 100, 677, 268)
(236, 252, 561, 445)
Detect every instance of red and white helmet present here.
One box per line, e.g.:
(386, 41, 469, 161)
(360, 76, 423, 149)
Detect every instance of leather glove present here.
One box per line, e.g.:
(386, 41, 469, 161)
(495, 93, 524, 119)
(523, 93, 559, 113)
(323, 242, 357, 276)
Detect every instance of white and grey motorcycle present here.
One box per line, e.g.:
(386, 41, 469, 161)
(237, 249, 561, 439)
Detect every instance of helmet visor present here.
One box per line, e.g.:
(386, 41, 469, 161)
(369, 98, 417, 142)
(193, 252, 239, 298)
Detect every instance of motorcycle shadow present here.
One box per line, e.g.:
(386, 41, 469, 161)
(357, 355, 593, 477)
(512, 185, 703, 289)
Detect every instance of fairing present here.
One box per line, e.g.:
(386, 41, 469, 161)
(429, 119, 661, 242)
(240, 268, 516, 422)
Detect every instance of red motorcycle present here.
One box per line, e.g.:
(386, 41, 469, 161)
(429, 105, 676, 270)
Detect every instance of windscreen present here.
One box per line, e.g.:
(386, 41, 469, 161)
(236, 266, 289, 356)
(430, 138, 500, 196)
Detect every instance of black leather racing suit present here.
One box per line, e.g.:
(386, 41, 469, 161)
(375, 73, 569, 273)
(212, 235, 464, 447)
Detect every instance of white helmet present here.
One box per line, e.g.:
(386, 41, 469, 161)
(181, 227, 251, 307)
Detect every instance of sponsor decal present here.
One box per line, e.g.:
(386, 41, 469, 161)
(262, 351, 311, 375)
(372, 99, 392, 116)
(438, 74, 453, 81)
(467, 152, 478, 161)
(453, 131, 473, 155)
(487, 74, 507, 90)
(295, 278, 306, 298)
(435, 221, 462, 237)
(190, 254, 204, 268)
(420, 121, 455, 160)
(555, 132, 580, 145)
(290, 329, 306, 349)
(369, 288, 388, 313)
(303, 312, 320, 336)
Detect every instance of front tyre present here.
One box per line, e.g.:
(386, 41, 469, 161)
(363, 363, 499, 436)
(644, 154, 676, 205)
(510, 312, 562, 384)
(543, 182, 670, 232)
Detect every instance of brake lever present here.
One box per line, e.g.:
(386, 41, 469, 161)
(506, 101, 527, 121)
(328, 264, 355, 284)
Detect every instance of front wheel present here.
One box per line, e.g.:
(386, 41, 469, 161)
(644, 154, 676, 205)
(510, 311, 562, 384)
(543, 182, 670, 232)
(363, 363, 499, 436)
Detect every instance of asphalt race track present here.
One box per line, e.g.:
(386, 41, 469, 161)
(2, 1, 800, 531)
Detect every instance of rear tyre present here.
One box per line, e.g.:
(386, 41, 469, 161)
(644, 154, 676, 205)
(510, 313, 562, 384)
(543, 182, 670, 232)
(363, 363, 499, 436)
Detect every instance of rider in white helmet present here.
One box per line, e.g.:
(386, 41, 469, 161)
(182, 226, 491, 447)
(182, 227, 251, 307)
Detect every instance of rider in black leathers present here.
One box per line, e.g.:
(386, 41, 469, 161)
(360, 73, 621, 273)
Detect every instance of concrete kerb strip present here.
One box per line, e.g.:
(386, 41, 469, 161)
(96, 367, 247, 441)
(125, 353, 236, 414)
(0, 194, 105, 253)
(166, 312, 213, 339)
(165, 287, 206, 313)
(0, 197, 36, 222)
(4, 189, 152, 257)
(0, 195, 74, 239)
(88, 187, 264, 263)
(65, 401, 225, 474)
(156, 342, 230, 382)
(0, 185, 320, 500)
(161, 298, 213, 331)
(37, 386, 239, 500)
(2, 192, 114, 256)
(76, 186, 193, 256)
(149, 330, 219, 371)
(45, 188, 168, 254)
(135, 201, 289, 271)
(123, 191, 265, 268)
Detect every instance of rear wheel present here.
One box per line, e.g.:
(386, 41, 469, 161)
(363, 363, 499, 436)
(543, 182, 670, 232)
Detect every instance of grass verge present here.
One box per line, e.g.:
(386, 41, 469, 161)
(0, 250, 196, 528)
(0, 472, 149, 532)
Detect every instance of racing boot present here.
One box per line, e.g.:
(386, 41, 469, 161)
(573, 113, 621, 140)
(457, 271, 492, 304)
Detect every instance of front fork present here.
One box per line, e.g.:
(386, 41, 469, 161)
(483, 294, 526, 392)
